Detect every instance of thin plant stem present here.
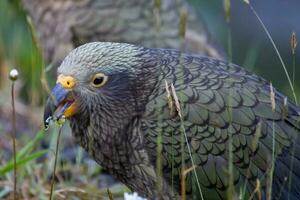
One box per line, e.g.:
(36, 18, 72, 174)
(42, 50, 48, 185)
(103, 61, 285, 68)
(246, 4, 299, 199)
(107, 188, 114, 200)
(287, 51, 297, 200)
(267, 121, 275, 200)
(248, 4, 298, 105)
(156, 128, 163, 196)
(292, 55, 295, 87)
(49, 126, 62, 200)
(177, 8, 204, 199)
(180, 119, 185, 197)
(181, 166, 196, 200)
(225, 7, 234, 195)
(11, 82, 17, 200)
(227, 25, 233, 63)
(171, 130, 174, 190)
(179, 118, 204, 200)
(241, 122, 262, 199)
(291, 32, 297, 88)
(227, 89, 235, 200)
(153, 1, 163, 196)
(154, 0, 161, 47)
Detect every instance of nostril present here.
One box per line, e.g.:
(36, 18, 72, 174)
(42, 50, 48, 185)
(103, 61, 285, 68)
(57, 75, 75, 89)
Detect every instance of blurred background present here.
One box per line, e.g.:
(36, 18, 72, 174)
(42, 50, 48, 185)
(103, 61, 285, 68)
(0, 0, 299, 199)
(193, 0, 300, 96)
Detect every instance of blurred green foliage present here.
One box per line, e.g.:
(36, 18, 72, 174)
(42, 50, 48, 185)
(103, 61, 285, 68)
(0, 130, 47, 176)
(0, 0, 44, 105)
(189, 0, 300, 101)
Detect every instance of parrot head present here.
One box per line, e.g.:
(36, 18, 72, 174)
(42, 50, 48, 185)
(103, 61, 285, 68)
(44, 42, 158, 129)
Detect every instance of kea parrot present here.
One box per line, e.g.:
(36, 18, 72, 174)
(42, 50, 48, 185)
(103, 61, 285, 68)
(22, 0, 222, 67)
(44, 42, 300, 200)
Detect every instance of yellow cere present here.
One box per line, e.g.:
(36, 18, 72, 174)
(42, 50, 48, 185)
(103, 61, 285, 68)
(57, 74, 76, 89)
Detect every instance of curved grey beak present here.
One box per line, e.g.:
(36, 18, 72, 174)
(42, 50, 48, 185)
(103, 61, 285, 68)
(43, 83, 71, 129)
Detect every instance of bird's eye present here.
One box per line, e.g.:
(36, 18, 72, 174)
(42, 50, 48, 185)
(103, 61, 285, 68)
(91, 73, 108, 87)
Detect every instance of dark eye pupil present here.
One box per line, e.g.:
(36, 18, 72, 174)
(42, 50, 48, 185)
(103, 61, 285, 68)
(93, 77, 104, 85)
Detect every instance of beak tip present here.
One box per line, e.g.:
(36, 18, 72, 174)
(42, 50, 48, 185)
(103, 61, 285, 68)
(44, 83, 74, 129)
(44, 116, 52, 130)
(44, 97, 55, 130)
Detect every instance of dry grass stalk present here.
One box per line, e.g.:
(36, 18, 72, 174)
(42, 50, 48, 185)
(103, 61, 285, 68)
(45, 187, 104, 200)
(170, 83, 182, 118)
(245, 2, 298, 105)
(165, 80, 182, 117)
(251, 121, 262, 153)
(270, 83, 276, 112)
(165, 80, 175, 116)
(181, 165, 197, 200)
(244, 3, 299, 199)
(266, 120, 276, 200)
(166, 82, 204, 199)
(288, 31, 298, 200)
(291, 32, 297, 55)
(248, 179, 261, 200)
(291, 32, 297, 89)
(283, 97, 288, 118)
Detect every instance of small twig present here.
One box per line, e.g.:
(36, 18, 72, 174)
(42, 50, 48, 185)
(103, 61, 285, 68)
(49, 126, 63, 200)
(9, 69, 19, 200)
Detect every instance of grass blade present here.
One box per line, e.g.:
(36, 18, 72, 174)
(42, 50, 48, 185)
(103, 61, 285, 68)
(0, 150, 48, 175)
(246, 3, 298, 105)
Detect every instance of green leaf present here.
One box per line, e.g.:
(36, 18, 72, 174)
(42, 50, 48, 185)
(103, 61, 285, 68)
(17, 129, 45, 159)
(0, 150, 48, 176)
(0, 129, 46, 176)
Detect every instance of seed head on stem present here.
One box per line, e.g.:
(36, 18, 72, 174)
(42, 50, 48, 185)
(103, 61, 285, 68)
(9, 68, 18, 200)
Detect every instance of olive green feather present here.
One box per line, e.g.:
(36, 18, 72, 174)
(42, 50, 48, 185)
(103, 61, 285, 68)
(45, 42, 300, 200)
